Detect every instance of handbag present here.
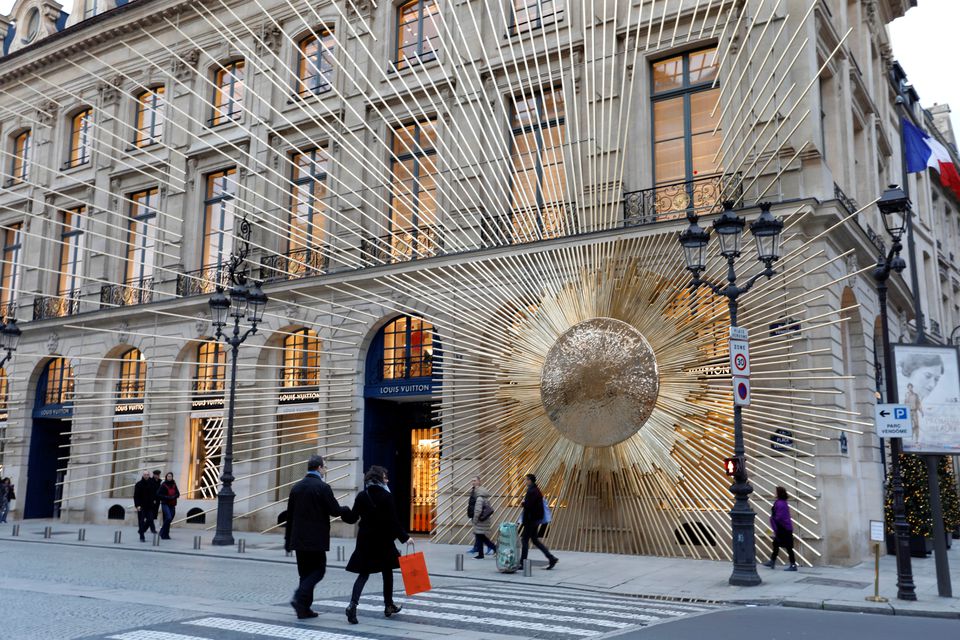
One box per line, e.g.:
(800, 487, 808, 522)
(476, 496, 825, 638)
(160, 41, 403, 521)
(478, 500, 494, 522)
(542, 497, 552, 524)
(398, 543, 432, 596)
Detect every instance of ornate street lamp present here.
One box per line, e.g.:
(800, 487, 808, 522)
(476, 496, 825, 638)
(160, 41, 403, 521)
(872, 184, 916, 601)
(208, 216, 268, 547)
(0, 318, 21, 367)
(678, 201, 784, 586)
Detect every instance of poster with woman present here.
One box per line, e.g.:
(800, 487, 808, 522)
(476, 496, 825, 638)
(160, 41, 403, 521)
(893, 344, 960, 454)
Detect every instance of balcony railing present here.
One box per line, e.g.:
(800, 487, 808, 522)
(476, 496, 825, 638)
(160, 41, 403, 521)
(176, 267, 229, 298)
(33, 291, 82, 320)
(0, 301, 19, 322)
(834, 183, 860, 216)
(100, 278, 155, 308)
(260, 247, 329, 282)
(361, 226, 443, 267)
(623, 174, 741, 225)
(931, 319, 942, 338)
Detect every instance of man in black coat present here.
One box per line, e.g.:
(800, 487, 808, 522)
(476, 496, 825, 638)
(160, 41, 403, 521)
(133, 471, 155, 542)
(285, 454, 350, 619)
(520, 473, 558, 569)
(147, 470, 162, 534)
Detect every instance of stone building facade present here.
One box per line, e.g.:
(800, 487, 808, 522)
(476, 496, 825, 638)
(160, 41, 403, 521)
(0, 0, 954, 565)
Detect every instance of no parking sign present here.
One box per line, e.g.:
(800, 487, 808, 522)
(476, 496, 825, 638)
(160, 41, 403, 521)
(733, 376, 751, 406)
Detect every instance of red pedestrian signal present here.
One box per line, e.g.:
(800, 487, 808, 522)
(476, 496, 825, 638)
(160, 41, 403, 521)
(723, 457, 741, 477)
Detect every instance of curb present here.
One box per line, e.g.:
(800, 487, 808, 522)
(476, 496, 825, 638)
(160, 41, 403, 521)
(780, 597, 960, 620)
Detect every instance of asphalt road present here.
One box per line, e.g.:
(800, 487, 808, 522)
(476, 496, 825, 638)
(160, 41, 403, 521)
(610, 606, 960, 639)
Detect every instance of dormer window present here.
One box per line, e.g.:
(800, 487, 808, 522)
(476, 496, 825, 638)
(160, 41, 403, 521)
(23, 8, 41, 44)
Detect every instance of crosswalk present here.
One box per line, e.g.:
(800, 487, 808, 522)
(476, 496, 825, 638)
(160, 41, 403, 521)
(93, 582, 720, 640)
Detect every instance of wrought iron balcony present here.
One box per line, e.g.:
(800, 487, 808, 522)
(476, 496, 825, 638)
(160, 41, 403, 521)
(176, 267, 229, 298)
(834, 183, 860, 216)
(100, 278, 155, 308)
(0, 301, 19, 322)
(361, 226, 443, 267)
(33, 291, 82, 320)
(260, 247, 329, 282)
(622, 174, 742, 225)
(480, 204, 576, 245)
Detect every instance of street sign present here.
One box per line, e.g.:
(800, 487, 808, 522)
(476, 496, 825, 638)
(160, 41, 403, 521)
(869, 520, 885, 543)
(733, 376, 751, 406)
(730, 340, 750, 376)
(875, 403, 910, 438)
(730, 326, 749, 341)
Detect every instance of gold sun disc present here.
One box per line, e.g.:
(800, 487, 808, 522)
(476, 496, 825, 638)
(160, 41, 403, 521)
(540, 317, 660, 447)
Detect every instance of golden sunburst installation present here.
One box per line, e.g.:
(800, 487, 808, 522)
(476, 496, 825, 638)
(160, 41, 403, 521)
(340, 211, 872, 564)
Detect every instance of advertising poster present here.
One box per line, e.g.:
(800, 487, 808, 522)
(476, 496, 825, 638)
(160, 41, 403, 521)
(893, 344, 960, 454)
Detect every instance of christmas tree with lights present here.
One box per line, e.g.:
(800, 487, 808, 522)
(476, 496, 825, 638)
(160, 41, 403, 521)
(939, 457, 960, 539)
(884, 453, 931, 539)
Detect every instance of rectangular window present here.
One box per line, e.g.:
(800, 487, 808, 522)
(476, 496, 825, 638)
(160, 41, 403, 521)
(275, 413, 319, 500)
(651, 47, 722, 216)
(195, 340, 226, 395)
(109, 422, 142, 498)
(135, 87, 165, 147)
(0, 223, 23, 318)
(509, 87, 567, 240)
(211, 61, 245, 126)
(58, 207, 85, 298)
(11, 130, 31, 184)
(189, 416, 224, 499)
(84, 0, 99, 19)
(298, 32, 335, 96)
(125, 189, 159, 302)
(201, 168, 238, 280)
(396, 0, 439, 70)
(118, 350, 147, 400)
(510, 0, 564, 35)
(410, 426, 440, 533)
(282, 329, 320, 388)
(389, 119, 439, 259)
(289, 149, 328, 274)
(68, 109, 93, 168)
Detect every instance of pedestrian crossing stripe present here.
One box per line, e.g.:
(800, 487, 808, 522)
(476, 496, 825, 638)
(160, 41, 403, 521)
(186, 617, 391, 640)
(440, 585, 715, 617)
(403, 592, 644, 625)
(108, 632, 214, 640)
(309, 600, 609, 637)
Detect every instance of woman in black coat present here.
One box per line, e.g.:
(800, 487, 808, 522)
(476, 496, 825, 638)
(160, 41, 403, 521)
(341, 465, 409, 624)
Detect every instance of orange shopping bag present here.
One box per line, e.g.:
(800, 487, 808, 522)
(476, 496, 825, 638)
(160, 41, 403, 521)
(398, 544, 432, 596)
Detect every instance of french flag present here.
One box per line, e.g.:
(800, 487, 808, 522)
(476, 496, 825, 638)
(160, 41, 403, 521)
(902, 117, 960, 200)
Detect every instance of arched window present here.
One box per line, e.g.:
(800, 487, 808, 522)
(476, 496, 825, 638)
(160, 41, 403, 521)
(395, 0, 439, 69)
(117, 349, 147, 400)
(195, 340, 225, 394)
(68, 108, 93, 168)
(10, 130, 31, 184)
(282, 328, 320, 388)
(383, 316, 433, 380)
(297, 31, 335, 96)
(44, 358, 75, 406)
(134, 87, 165, 147)
(211, 60, 245, 126)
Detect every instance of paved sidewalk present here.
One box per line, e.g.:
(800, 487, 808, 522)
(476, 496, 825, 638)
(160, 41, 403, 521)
(2, 520, 958, 620)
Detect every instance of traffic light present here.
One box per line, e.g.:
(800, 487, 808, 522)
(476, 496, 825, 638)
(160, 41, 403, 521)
(723, 456, 742, 477)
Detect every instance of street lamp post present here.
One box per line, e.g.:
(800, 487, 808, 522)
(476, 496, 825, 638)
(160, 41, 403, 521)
(678, 201, 784, 587)
(209, 217, 268, 547)
(0, 318, 22, 367)
(872, 184, 917, 601)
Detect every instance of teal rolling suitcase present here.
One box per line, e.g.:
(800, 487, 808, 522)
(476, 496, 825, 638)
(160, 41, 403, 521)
(496, 521, 521, 573)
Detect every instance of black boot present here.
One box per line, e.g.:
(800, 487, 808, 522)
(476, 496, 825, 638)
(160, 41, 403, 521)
(345, 604, 358, 624)
(384, 603, 402, 617)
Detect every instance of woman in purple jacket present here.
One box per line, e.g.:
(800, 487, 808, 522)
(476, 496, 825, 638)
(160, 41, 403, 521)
(763, 486, 798, 571)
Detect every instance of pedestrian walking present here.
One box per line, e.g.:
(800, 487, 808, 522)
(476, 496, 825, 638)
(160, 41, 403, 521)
(0, 477, 12, 523)
(520, 474, 558, 570)
(763, 486, 798, 571)
(284, 454, 350, 620)
(133, 471, 156, 542)
(471, 483, 497, 559)
(342, 465, 409, 625)
(156, 472, 180, 540)
(466, 476, 496, 556)
(148, 470, 162, 533)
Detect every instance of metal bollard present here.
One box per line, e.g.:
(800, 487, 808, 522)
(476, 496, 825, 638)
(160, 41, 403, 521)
(522, 559, 532, 576)
(336, 545, 345, 562)
(152, 533, 161, 547)
(193, 535, 201, 550)
(113, 530, 122, 544)
(77, 528, 86, 542)
(43, 526, 52, 539)
(11, 524, 20, 536)
(455, 553, 464, 571)
(237, 539, 246, 553)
